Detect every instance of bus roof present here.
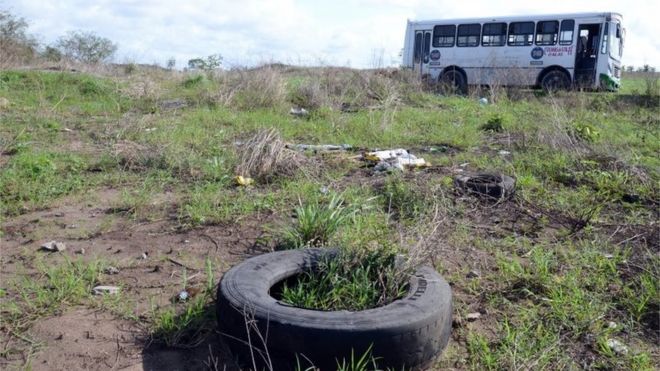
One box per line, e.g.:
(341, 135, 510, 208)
(407, 12, 622, 27)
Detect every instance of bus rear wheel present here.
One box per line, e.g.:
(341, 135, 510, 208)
(440, 70, 467, 95)
(541, 70, 571, 92)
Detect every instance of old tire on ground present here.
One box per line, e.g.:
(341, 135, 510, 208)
(540, 70, 571, 92)
(454, 173, 516, 200)
(217, 248, 452, 371)
(440, 69, 467, 95)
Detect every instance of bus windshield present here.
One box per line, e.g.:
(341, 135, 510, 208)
(610, 22, 623, 60)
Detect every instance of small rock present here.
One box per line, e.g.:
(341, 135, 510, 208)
(479, 97, 488, 105)
(105, 266, 120, 275)
(0, 97, 9, 109)
(76, 248, 85, 255)
(40, 241, 66, 252)
(92, 285, 120, 295)
(606, 338, 629, 355)
(607, 321, 617, 329)
(466, 312, 482, 321)
(466, 270, 481, 279)
(67, 224, 78, 229)
(183, 239, 190, 244)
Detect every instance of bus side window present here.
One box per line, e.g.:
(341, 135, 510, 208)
(559, 19, 574, 45)
(457, 23, 480, 47)
(535, 21, 558, 45)
(433, 25, 456, 47)
(508, 22, 534, 46)
(482, 22, 507, 47)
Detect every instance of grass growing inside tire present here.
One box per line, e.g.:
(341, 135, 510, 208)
(278, 247, 409, 311)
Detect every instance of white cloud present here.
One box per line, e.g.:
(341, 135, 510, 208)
(3, 0, 658, 68)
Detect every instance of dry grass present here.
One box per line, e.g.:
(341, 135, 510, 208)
(535, 96, 592, 155)
(235, 128, 310, 182)
(218, 67, 287, 110)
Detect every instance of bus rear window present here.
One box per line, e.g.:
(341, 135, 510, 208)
(536, 21, 558, 45)
(482, 22, 507, 46)
(457, 24, 480, 47)
(433, 25, 456, 47)
(559, 20, 574, 45)
(508, 22, 534, 46)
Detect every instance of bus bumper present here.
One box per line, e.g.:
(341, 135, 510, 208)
(599, 73, 620, 91)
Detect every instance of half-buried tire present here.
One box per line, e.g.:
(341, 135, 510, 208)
(216, 248, 452, 370)
(454, 172, 516, 200)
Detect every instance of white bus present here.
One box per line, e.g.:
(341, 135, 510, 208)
(402, 12, 624, 92)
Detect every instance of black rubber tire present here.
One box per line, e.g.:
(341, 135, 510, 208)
(454, 173, 516, 200)
(440, 69, 467, 95)
(217, 248, 452, 371)
(540, 70, 571, 92)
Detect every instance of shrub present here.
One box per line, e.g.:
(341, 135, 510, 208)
(55, 30, 117, 64)
(0, 10, 38, 66)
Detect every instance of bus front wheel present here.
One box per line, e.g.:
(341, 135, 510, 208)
(440, 70, 467, 95)
(540, 70, 571, 92)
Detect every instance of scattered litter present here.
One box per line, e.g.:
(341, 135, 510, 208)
(140, 252, 148, 260)
(622, 193, 640, 203)
(289, 107, 309, 118)
(183, 239, 190, 244)
(174, 287, 200, 302)
(235, 175, 254, 186)
(76, 248, 85, 255)
(62, 127, 73, 132)
(603, 253, 614, 259)
(320, 186, 329, 195)
(145, 127, 157, 132)
(92, 285, 120, 295)
(607, 321, 617, 329)
(40, 241, 66, 252)
(105, 266, 120, 275)
(606, 338, 629, 355)
(364, 148, 428, 172)
(466, 270, 481, 279)
(479, 97, 488, 105)
(177, 290, 189, 302)
(466, 312, 482, 321)
(286, 144, 352, 152)
(459, 163, 469, 168)
(425, 145, 450, 153)
(498, 150, 511, 155)
(67, 224, 78, 229)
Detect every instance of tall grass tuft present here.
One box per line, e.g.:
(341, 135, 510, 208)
(280, 192, 364, 249)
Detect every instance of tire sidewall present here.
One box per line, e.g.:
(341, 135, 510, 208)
(217, 248, 452, 370)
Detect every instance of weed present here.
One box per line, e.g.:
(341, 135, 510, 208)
(279, 192, 368, 249)
(382, 175, 428, 220)
(480, 115, 504, 132)
(278, 246, 407, 311)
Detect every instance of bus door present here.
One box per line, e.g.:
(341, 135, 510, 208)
(574, 23, 601, 88)
(413, 30, 432, 78)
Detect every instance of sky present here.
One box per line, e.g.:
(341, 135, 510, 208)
(3, 0, 659, 69)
